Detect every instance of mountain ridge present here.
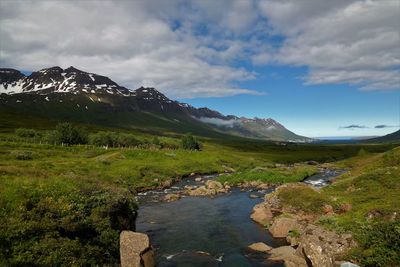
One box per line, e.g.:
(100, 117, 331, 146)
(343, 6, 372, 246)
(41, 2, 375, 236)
(0, 66, 311, 142)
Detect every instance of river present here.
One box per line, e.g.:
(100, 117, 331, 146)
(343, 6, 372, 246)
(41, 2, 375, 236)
(136, 169, 343, 267)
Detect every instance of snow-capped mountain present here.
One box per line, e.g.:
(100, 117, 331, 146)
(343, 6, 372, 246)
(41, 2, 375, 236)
(0, 67, 131, 96)
(0, 66, 311, 142)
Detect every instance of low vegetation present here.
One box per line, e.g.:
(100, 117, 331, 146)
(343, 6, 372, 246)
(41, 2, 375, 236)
(275, 147, 400, 266)
(0, 121, 398, 266)
(181, 133, 201, 150)
(217, 165, 317, 185)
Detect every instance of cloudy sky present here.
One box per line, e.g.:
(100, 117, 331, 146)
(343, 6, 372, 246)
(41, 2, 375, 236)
(0, 0, 399, 137)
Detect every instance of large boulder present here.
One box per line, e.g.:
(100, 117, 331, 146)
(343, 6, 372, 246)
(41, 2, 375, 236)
(268, 246, 308, 267)
(269, 217, 300, 238)
(250, 203, 273, 225)
(295, 224, 355, 267)
(120, 231, 154, 267)
(205, 180, 223, 190)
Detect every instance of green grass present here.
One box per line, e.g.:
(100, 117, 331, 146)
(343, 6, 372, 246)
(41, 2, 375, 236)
(275, 146, 400, 266)
(217, 165, 317, 185)
(0, 121, 397, 266)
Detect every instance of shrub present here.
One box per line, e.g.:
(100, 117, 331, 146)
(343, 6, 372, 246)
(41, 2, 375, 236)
(15, 128, 37, 138)
(152, 136, 162, 148)
(117, 133, 140, 147)
(181, 133, 200, 150)
(42, 130, 61, 145)
(55, 123, 88, 145)
(89, 131, 114, 147)
(348, 220, 400, 266)
(0, 186, 138, 266)
(89, 132, 140, 148)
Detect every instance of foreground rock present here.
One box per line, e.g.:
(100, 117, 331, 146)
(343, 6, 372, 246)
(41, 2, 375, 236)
(250, 203, 273, 225)
(248, 242, 272, 253)
(295, 224, 355, 267)
(268, 246, 308, 267)
(250, 183, 357, 267)
(120, 231, 154, 267)
(269, 217, 300, 238)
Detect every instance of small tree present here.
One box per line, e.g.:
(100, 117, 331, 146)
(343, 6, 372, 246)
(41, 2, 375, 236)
(55, 123, 88, 145)
(181, 133, 200, 150)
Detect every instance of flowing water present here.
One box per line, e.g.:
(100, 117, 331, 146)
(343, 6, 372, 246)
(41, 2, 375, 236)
(136, 169, 343, 267)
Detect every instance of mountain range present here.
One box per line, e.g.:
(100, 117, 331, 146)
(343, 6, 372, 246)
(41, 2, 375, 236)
(0, 66, 312, 142)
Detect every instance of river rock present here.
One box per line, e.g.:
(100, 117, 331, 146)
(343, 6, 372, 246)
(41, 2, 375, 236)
(268, 246, 308, 267)
(120, 231, 154, 267)
(141, 250, 155, 267)
(248, 242, 272, 252)
(295, 224, 355, 267)
(195, 177, 202, 182)
(250, 203, 273, 225)
(249, 194, 259, 199)
(162, 180, 172, 187)
(187, 186, 211, 196)
(164, 193, 181, 202)
(269, 217, 300, 238)
(186, 180, 228, 196)
(205, 180, 223, 190)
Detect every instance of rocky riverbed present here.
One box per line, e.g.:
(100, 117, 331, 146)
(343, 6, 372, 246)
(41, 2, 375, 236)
(131, 168, 349, 266)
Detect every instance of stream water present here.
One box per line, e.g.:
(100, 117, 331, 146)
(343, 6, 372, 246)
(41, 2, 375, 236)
(136, 169, 343, 267)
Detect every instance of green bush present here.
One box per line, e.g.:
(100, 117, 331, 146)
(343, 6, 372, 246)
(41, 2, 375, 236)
(42, 130, 61, 145)
(0, 186, 138, 266)
(89, 132, 140, 148)
(181, 133, 200, 150)
(15, 128, 37, 138)
(117, 133, 140, 147)
(55, 123, 88, 145)
(89, 131, 114, 147)
(348, 220, 400, 266)
(152, 136, 162, 148)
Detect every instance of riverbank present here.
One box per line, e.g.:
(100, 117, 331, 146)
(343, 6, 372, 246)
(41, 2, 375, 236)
(250, 147, 400, 266)
(0, 139, 397, 266)
(133, 167, 343, 266)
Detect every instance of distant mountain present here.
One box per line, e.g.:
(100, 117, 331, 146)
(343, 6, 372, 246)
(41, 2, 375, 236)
(0, 66, 311, 142)
(366, 130, 400, 143)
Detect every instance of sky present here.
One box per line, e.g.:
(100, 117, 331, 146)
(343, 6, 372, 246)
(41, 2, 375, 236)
(0, 0, 399, 137)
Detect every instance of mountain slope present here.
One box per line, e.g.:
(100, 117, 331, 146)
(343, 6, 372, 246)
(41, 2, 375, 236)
(0, 66, 311, 142)
(366, 130, 400, 143)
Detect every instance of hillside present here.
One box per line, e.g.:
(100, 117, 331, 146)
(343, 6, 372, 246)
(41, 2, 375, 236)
(366, 129, 400, 143)
(0, 67, 310, 142)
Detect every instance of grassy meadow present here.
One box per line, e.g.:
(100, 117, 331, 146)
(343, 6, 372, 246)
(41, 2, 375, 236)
(0, 121, 398, 266)
(275, 147, 400, 266)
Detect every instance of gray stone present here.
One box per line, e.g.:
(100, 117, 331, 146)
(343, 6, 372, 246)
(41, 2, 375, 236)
(269, 217, 300, 238)
(248, 242, 272, 252)
(120, 231, 154, 267)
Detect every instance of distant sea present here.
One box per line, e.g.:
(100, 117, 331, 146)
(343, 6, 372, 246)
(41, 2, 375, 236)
(312, 136, 379, 144)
